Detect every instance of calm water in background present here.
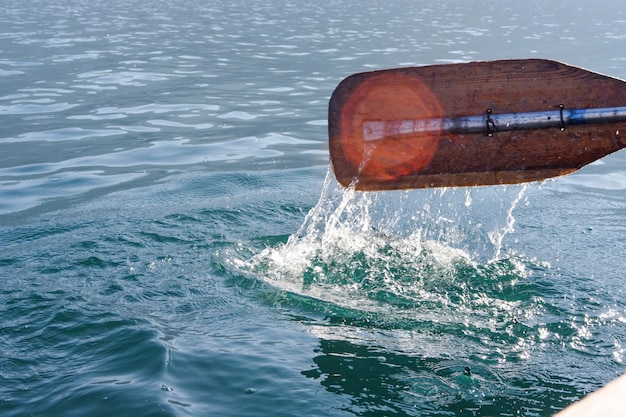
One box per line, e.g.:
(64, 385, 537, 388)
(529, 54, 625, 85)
(2, 0, 626, 416)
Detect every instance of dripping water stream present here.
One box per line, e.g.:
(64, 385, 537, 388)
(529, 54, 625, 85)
(238, 164, 532, 328)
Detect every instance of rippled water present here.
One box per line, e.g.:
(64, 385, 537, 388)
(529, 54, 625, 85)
(2, 0, 626, 416)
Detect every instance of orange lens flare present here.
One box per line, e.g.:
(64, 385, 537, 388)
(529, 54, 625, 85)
(338, 72, 443, 181)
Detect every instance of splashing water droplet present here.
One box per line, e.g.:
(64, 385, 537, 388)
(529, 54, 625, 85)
(241, 165, 529, 326)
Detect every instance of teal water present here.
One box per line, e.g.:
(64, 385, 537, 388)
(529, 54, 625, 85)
(2, 0, 626, 416)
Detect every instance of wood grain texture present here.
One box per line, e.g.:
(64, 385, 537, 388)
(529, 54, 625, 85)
(329, 59, 626, 190)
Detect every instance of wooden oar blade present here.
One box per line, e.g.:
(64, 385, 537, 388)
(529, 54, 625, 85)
(328, 59, 626, 191)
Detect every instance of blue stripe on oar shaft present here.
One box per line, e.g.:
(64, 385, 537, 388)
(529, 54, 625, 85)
(363, 105, 626, 141)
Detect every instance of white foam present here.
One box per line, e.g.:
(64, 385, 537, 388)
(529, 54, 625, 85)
(243, 166, 529, 314)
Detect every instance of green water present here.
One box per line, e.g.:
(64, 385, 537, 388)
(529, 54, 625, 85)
(2, 0, 626, 416)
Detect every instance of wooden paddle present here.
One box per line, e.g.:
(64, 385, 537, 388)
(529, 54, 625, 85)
(328, 59, 626, 191)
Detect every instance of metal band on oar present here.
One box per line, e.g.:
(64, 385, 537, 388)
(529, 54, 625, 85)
(363, 105, 626, 141)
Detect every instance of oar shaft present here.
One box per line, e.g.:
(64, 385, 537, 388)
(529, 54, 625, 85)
(363, 105, 626, 141)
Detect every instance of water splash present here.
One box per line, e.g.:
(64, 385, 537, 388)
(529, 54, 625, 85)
(244, 165, 530, 322)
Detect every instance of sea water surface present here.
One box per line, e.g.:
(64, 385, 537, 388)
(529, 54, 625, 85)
(2, 0, 626, 416)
